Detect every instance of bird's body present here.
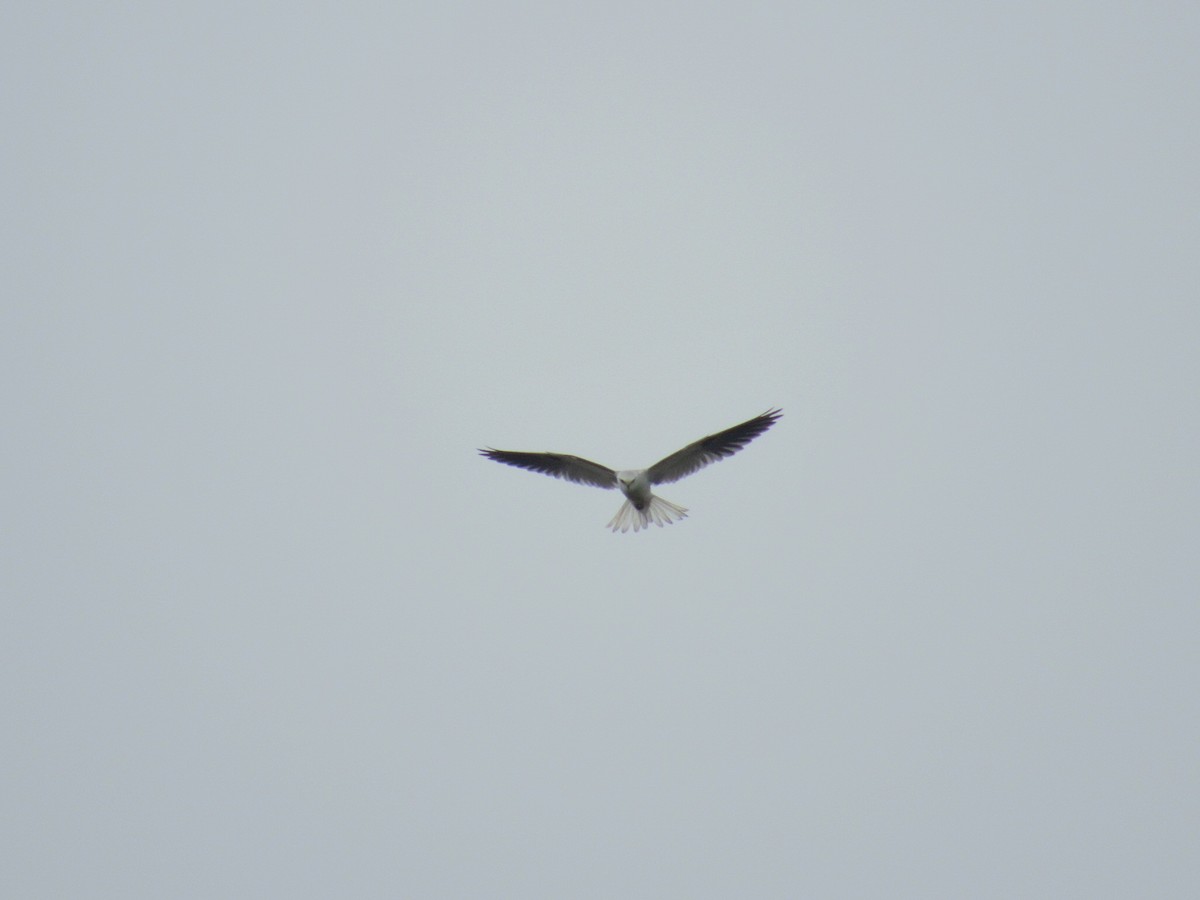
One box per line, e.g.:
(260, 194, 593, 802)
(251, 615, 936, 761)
(480, 409, 781, 533)
(616, 470, 651, 508)
(609, 468, 690, 532)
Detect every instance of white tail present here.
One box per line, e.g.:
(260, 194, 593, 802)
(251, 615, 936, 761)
(606, 494, 689, 533)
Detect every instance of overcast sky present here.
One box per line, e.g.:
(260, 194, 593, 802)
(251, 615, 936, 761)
(4, 2, 1198, 897)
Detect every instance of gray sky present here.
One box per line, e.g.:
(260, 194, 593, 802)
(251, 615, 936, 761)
(4, 2, 1198, 897)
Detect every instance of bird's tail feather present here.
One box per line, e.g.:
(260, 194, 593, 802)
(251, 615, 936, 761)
(607, 495, 689, 533)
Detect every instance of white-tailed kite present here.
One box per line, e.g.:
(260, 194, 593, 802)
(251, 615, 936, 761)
(479, 409, 782, 533)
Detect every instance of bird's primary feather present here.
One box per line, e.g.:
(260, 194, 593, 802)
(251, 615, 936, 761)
(646, 408, 782, 485)
(477, 449, 617, 489)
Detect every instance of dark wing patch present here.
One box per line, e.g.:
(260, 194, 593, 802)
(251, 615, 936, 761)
(646, 408, 782, 485)
(478, 449, 617, 489)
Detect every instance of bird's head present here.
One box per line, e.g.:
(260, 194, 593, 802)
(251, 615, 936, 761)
(615, 469, 648, 500)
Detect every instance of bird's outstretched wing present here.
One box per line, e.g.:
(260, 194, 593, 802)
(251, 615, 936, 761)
(647, 409, 782, 485)
(478, 449, 618, 489)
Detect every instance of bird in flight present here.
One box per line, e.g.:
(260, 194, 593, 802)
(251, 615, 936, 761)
(479, 409, 782, 533)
